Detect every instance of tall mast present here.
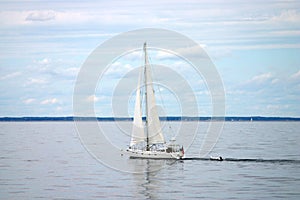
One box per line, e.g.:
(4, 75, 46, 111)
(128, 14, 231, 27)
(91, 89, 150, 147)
(144, 42, 150, 151)
(143, 42, 165, 150)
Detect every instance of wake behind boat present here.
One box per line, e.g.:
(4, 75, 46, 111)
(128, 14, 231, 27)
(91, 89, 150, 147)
(126, 43, 184, 160)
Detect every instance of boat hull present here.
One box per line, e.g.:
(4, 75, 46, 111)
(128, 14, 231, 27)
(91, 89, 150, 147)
(125, 149, 183, 160)
(210, 156, 223, 161)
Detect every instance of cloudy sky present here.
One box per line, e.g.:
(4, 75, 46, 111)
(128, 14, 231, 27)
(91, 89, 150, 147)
(0, 0, 299, 117)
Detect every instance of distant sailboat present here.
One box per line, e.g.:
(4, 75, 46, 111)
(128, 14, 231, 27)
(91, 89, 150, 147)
(126, 43, 184, 159)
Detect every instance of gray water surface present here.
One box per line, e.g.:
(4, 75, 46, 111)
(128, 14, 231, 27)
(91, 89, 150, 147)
(0, 122, 299, 199)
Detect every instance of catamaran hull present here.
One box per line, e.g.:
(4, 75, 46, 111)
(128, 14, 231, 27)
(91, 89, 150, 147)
(125, 149, 183, 160)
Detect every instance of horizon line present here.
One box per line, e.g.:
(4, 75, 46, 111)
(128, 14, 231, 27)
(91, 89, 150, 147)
(0, 116, 300, 121)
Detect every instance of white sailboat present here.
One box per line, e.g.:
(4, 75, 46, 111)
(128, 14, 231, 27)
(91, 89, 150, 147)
(126, 43, 184, 159)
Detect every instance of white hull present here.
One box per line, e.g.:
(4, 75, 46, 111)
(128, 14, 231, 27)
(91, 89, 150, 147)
(126, 149, 184, 160)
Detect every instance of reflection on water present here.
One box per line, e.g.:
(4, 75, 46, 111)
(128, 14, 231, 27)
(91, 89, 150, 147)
(130, 159, 185, 200)
(134, 159, 163, 200)
(129, 157, 178, 173)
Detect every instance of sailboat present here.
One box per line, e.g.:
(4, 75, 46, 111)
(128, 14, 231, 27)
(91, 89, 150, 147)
(126, 42, 184, 160)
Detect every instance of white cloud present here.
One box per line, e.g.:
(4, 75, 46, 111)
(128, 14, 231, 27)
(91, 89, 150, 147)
(26, 10, 56, 21)
(23, 98, 36, 104)
(24, 78, 47, 86)
(226, 90, 246, 95)
(105, 62, 134, 78)
(63, 67, 79, 77)
(0, 71, 22, 80)
(156, 50, 177, 60)
(30, 57, 80, 79)
(270, 9, 300, 23)
(123, 51, 142, 61)
(155, 47, 208, 61)
(35, 58, 51, 65)
(271, 78, 280, 84)
(86, 95, 100, 103)
(252, 72, 272, 82)
(0, 10, 92, 26)
(246, 72, 273, 85)
(174, 45, 208, 59)
(41, 98, 58, 105)
(291, 70, 300, 79)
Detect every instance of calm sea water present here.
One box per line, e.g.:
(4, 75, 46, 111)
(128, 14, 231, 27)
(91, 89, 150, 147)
(0, 121, 299, 199)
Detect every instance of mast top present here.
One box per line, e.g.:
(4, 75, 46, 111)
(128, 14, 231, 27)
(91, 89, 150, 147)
(143, 42, 147, 52)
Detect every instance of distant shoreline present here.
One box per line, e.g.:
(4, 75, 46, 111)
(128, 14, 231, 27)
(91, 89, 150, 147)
(0, 116, 300, 121)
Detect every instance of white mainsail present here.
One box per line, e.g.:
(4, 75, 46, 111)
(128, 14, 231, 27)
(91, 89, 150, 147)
(144, 43, 165, 145)
(130, 68, 145, 147)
